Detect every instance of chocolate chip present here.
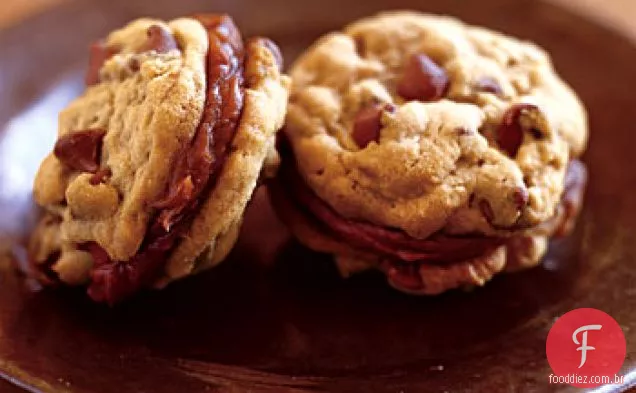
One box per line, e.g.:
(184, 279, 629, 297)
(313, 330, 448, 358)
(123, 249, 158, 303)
(128, 57, 140, 72)
(397, 53, 449, 102)
(511, 187, 529, 209)
(479, 199, 495, 223)
(523, 175, 532, 186)
(352, 103, 389, 148)
(496, 103, 539, 157)
(530, 127, 544, 140)
(139, 25, 178, 54)
(85, 41, 117, 86)
(89, 168, 112, 186)
(475, 77, 502, 95)
(456, 127, 472, 136)
(54, 129, 107, 173)
(253, 37, 283, 71)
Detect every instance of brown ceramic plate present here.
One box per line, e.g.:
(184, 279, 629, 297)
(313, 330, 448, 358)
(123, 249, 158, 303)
(1, 0, 635, 392)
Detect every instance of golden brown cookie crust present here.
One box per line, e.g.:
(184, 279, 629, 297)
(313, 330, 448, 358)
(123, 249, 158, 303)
(285, 11, 588, 239)
(34, 18, 209, 261)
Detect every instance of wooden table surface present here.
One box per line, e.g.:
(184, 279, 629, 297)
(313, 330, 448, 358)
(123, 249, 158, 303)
(0, 0, 635, 40)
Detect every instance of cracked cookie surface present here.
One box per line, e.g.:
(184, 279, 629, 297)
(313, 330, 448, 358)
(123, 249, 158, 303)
(286, 11, 587, 238)
(34, 18, 209, 262)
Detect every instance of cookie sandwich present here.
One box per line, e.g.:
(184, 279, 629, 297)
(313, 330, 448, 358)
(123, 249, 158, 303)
(29, 14, 290, 304)
(270, 11, 587, 295)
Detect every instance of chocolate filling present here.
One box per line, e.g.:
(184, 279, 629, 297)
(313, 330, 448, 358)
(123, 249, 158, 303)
(81, 15, 249, 304)
(278, 140, 505, 265)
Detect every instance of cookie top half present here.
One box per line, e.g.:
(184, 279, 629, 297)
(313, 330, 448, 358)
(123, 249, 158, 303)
(285, 11, 588, 239)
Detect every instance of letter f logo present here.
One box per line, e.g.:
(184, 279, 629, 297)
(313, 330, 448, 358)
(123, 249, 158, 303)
(572, 324, 602, 368)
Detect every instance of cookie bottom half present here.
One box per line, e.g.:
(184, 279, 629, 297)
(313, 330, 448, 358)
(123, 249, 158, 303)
(270, 158, 587, 295)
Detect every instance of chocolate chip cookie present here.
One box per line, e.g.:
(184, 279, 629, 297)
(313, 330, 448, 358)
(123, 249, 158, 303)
(270, 11, 588, 295)
(29, 15, 290, 304)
